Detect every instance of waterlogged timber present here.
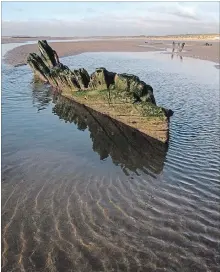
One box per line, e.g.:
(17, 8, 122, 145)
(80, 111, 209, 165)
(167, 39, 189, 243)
(27, 40, 173, 143)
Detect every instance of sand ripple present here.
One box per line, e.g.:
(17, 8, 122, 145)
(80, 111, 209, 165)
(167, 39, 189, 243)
(2, 164, 220, 272)
(2, 51, 220, 271)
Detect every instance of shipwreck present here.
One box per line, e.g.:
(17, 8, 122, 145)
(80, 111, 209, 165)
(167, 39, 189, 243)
(27, 40, 173, 143)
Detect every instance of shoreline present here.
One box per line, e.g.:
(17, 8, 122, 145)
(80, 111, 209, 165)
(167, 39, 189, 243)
(3, 38, 220, 66)
(2, 34, 219, 44)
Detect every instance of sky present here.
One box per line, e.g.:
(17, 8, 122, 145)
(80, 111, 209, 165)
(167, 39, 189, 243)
(2, 1, 220, 37)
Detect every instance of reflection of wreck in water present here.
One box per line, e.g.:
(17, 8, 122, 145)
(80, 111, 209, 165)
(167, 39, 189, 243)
(32, 82, 53, 112)
(52, 95, 168, 176)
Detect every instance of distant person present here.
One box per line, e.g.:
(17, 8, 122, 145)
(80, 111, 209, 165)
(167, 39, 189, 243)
(179, 42, 185, 52)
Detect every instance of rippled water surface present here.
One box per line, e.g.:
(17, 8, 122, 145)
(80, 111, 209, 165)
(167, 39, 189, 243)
(2, 48, 220, 272)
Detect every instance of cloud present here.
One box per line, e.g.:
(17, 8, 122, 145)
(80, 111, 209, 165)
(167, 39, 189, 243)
(2, 16, 219, 37)
(13, 8, 23, 12)
(167, 4, 198, 20)
(2, 2, 219, 37)
(2, 2, 219, 38)
(86, 8, 96, 13)
(148, 3, 199, 21)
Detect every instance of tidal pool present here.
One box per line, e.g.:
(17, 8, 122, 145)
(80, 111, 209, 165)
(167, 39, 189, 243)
(2, 47, 220, 272)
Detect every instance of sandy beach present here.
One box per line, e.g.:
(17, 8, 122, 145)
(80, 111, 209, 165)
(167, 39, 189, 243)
(2, 37, 220, 66)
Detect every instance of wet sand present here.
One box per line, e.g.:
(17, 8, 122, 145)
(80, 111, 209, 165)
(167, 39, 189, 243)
(3, 38, 220, 66)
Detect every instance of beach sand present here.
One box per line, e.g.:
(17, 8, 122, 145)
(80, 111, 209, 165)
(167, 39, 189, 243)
(2, 38, 220, 66)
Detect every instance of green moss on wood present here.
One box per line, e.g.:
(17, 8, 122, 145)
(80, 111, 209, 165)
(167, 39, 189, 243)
(27, 40, 173, 128)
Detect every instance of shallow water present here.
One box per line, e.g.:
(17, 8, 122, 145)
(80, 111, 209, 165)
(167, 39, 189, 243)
(1, 48, 220, 272)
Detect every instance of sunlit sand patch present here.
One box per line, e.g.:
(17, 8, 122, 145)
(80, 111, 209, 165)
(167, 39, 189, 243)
(96, 176, 111, 221)
(2, 179, 25, 211)
(18, 223, 26, 272)
(2, 197, 21, 269)
(45, 244, 57, 272)
(107, 178, 136, 222)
